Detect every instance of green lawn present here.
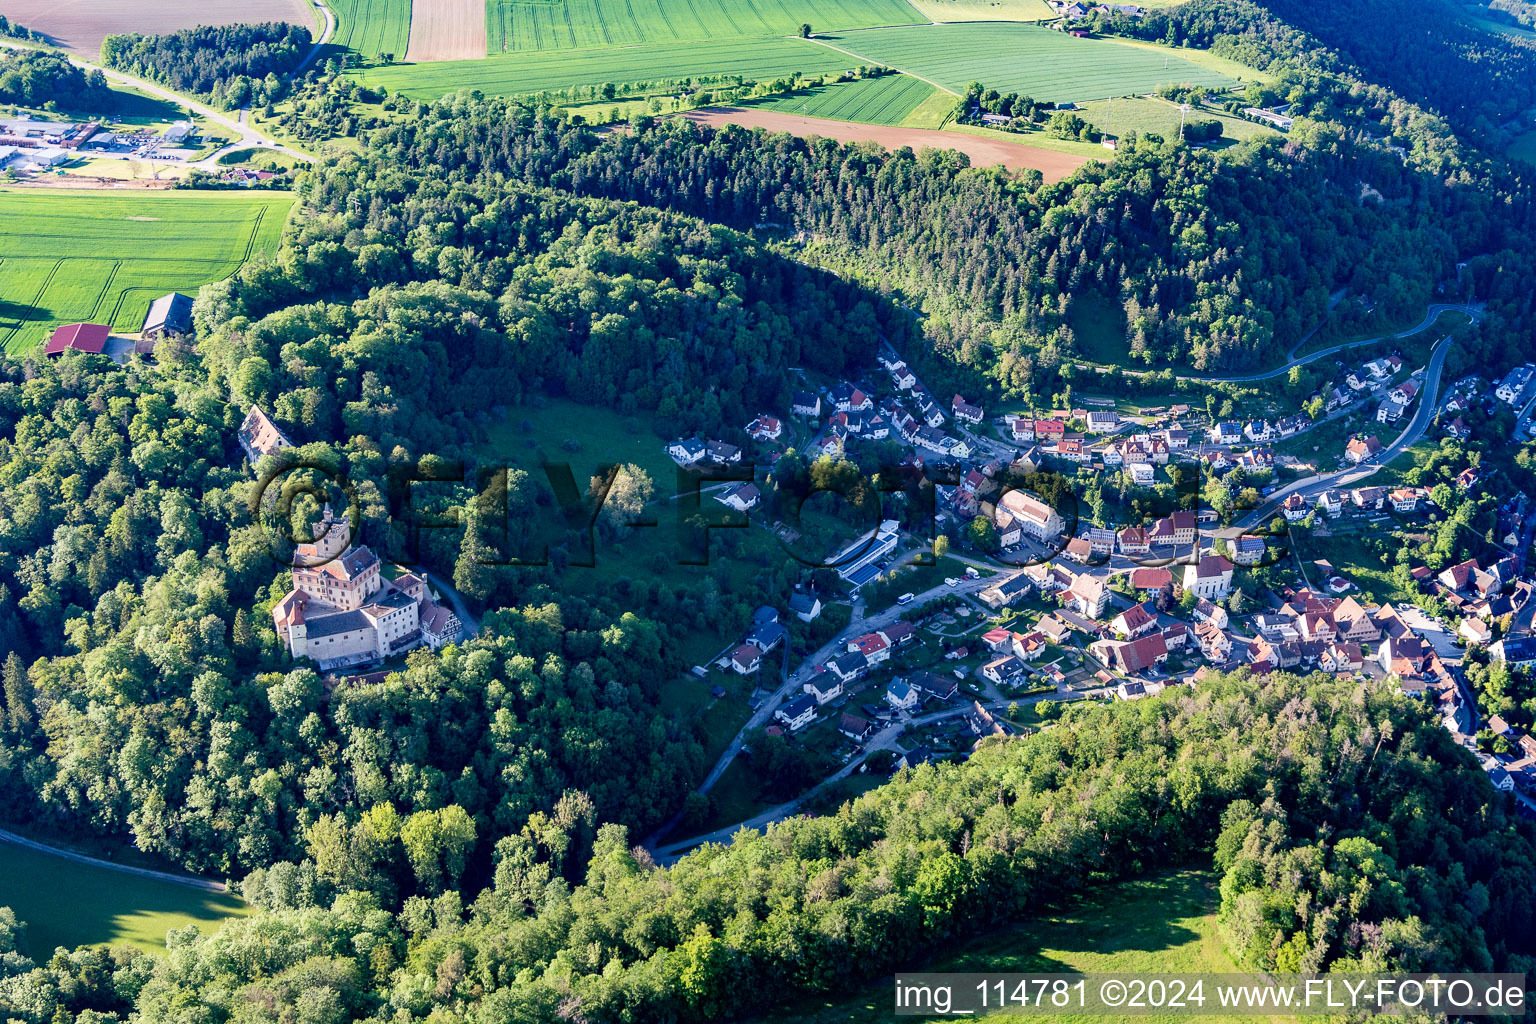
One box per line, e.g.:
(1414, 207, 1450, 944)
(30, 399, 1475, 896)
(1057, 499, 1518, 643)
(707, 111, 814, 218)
(0, 189, 296, 354)
(358, 36, 859, 99)
(815, 23, 1237, 102)
(746, 73, 940, 126)
(0, 839, 250, 956)
(328, 0, 414, 59)
(1078, 95, 1278, 143)
(487, 0, 924, 54)
(907, 0, 1056, 21)
(764, 868, 1292, 1023)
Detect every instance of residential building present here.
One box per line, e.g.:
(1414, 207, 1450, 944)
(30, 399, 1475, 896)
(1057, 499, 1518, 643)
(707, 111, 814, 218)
(238, 405, 293, 465)
(1111, 602, 1158, 638)
(1494, 364, 1534, 405)
(1118, 526, 1151, 554)
(1316, 490, 1343, 517)
(1345, 435, 1382, 464)
(746, 414, 783, 440)
(718, 483, 761, 512)
(791, 391, 821, 417)
(978, 571, 1033, 609)
(804, 676, 844, 705)
(1282, 493, 1310, 522)
(667, 437, 707, 465)
(828, 650, 868, 682)
(981, 655, 1023, 685)
(952, 394, 984, 425)
(1064, 574, 1109, 618)
(885, 679, 920, 711)
(839, 712, 875, 742)
(729, 644, 763, 674)
(1230, 535, 1266, 567)
(1086, 410, 1119, 433)
(1091, 632, 1168, 675)
(788, 591, 822, 622)
(1209, 421, 1242, 444)
(776, 693, 817, 731)
(890, 363, 917, 389)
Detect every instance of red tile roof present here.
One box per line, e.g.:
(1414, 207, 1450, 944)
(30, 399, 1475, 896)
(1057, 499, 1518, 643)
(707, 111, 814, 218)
(44, 322, 110, 356)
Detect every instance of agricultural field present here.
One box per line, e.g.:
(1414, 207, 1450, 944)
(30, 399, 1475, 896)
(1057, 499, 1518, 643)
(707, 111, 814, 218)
(327, 0, 414, 58)
(485, 0, 924, 54)
(905, 0, 1055, 21)
(0, 189, 296, 354)
(359, 36, 858, 98)
(0, 839, 250, 955)
(405, 0, 486, 61)
(746, 73, 940, 126)
(818, 22, 1238, 101)
(0, 0, 314, 58)
(1077, 96, 1280, 143)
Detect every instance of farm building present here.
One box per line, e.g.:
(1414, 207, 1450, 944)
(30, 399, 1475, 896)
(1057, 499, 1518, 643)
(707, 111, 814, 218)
(43, 322, 110, 356)
(239, 405, 294, 465)
(141, 292, 194, 343)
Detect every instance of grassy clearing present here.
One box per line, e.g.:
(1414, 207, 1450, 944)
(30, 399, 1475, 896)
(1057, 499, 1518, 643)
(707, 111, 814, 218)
(746, 74, 939, 126)
(1103, 35, 1276, 84)
(358, 36, 857, 99)
(328, 0, 413, 58)
(0, 189, 296, 354)
(1078, 95, 1279, 142)
(485, 0, 924, 54)
(0, 839, 250, 956)
(765, 868, 1293, 1023)
(900, 84, 960, 127)
(906, 0, 1055, 21)
(1508, 130, 1536, 166)
(816, 23, 1236, 101)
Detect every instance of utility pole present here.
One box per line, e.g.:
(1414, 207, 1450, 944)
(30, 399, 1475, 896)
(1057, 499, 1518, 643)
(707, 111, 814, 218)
(1179, 102, 1189, 142)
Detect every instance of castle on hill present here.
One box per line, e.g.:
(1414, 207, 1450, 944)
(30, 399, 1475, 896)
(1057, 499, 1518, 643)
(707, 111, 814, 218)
(271, 505, 462, 671)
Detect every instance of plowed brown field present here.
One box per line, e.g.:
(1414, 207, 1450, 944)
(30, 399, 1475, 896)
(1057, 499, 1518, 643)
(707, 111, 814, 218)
(3, 0, 313, 57)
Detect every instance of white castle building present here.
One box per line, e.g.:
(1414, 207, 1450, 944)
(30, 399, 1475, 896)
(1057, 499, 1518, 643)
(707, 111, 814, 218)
(271, 505, 462, 670)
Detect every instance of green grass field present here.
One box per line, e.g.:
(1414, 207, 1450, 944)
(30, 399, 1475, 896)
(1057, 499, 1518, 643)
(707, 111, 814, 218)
(0, 839, 250, 956)
(360, 35, 860, 98)
(328, 0, 413, 58)
(0, 189, 295, 354)
(1078, 96, 1278, 142)
(487, 0, 924, 54)
(766, 868, 1293, 1024)
(818, 23, 1237, 101)
(1509, 130, 1536, 166)
(746, 73, 939, 125)
(907, 0, 1055, 21)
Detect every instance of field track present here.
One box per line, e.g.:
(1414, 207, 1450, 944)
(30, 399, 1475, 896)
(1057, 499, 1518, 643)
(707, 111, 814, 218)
(680, 107, 1092, 181)
(0, 0, 312, 56)
(405, 0, 488, 60)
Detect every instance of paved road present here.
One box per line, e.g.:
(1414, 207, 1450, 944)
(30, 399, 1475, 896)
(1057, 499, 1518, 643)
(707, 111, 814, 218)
(1231, 331, 1458, 531)
(0, 41, 313, 170)
(0, 827, 228, 892)
(689, 570, 994, 801)
(1072, 303, 1480, 384)
(654, 689, 1085, 862)
(296, 0, 337, 74)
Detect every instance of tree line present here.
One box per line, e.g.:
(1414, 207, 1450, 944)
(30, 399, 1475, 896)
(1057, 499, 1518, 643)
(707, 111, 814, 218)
(100, 22, 310, 109)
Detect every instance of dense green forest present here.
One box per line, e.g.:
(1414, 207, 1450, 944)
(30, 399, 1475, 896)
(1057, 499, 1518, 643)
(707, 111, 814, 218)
(100, 23, 310, 109)
(1, 0, 1536, 1019)
(0, 670, 1528, 1021)
(0, 49, 112, 111)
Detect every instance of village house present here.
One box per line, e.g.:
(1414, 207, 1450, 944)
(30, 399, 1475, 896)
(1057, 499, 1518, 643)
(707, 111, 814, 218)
(1063, 537, 1095, 564)
(746, 414, 783, 441)
(890, 362, 917, 389)
(1064, 574, 1110, 618)
(238, 405, 293, 465)
(1091, 632, 1168, 675)
(1345, 435, 1382, 465)
(1192, 598, 1229, 628)
(1112, 602, 1158, 638)
(1118, 526, 1152, 555)
(849, 631, 892, 666)
(981, 655, 1023, 685)
(776, 693, 817, 731)
(1230, 535, 1266, 567)
(1316, 490, 1343, 517)
(838, 712, 876, 742)
(1244, 420, 1273, 442)
(718, 483, 761, 512)
(1209, 421, 1243, 444)
(1012, 630, 1049, 661)
(1034, 418, 1066, 442)
(952, 394, 984, 425)
(885, 679, 920, 712)
(667, 437, 707, 465)
(791, 391, 821, 417)
(1194, 621, 1232, 661)
(1351, 487, 1386, 511)
(828, 650, 868, 683)
(979, 571, 1033, 609)
(789, 591, 822, 622)
(1129, 567, 1173, 592)
(729, 644, 763, 674)
(1086, 410, 1120, 433)
(803, 674, 844, 705)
